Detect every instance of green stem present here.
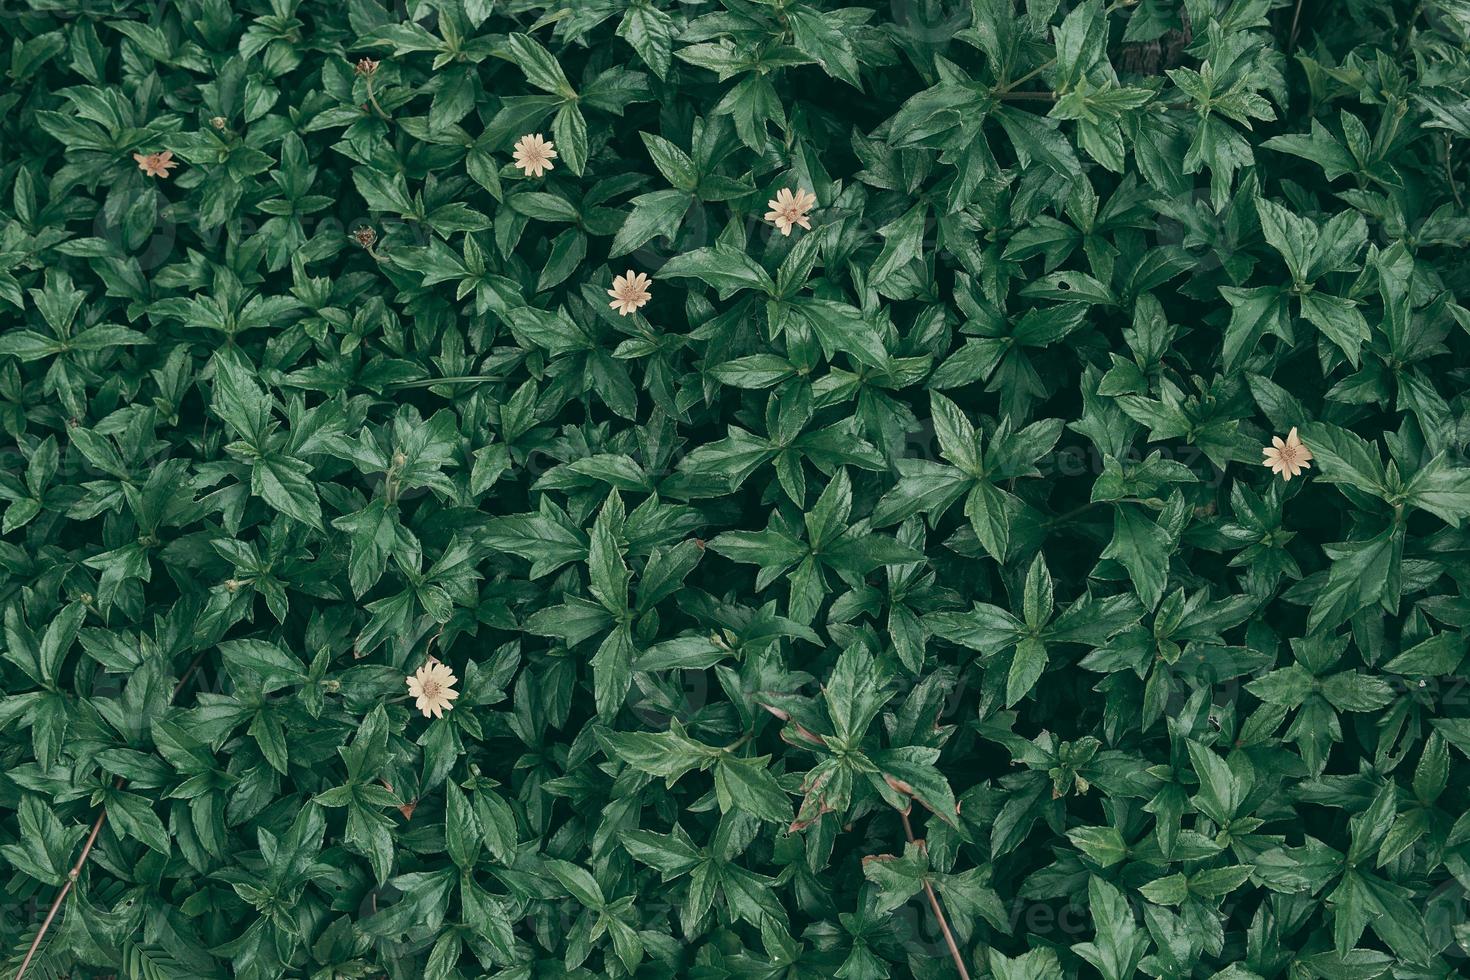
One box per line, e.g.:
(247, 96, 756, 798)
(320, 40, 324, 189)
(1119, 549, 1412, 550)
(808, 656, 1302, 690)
(1046, 500, 1104, 526)
(997, 58, 1054, 94)
(365, 76, 391, 121)
(723, 731, 753, 752)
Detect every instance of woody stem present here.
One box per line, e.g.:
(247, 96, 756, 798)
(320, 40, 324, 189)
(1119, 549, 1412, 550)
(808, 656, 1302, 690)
(14, 808, 105, 979)
(16, 649, 209, 979)
(899, 808, 972, 980)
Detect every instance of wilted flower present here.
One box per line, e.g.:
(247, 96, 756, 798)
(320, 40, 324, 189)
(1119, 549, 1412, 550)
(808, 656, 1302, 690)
(764, 187, 817, 236)
(352, 226, 377, 250)
(1262, 426, 1313, 481)
(512, 133, 557, 178)
(608, 270, 652, 316)
(133, 151, 178, 178)
(355, 57, 379, 76)
(406, 658, 459, 718)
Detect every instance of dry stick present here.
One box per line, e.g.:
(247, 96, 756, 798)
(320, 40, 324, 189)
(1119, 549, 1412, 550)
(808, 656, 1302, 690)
(14, 806, 108, 978)
(899, 808, 972, 980)
(15, 650, 209, 980)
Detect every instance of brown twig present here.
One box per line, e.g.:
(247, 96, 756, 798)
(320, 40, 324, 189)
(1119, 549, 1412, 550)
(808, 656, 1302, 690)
(172, 652, 209, 699)
(14, 807, 108, 978)
(899, 808, 972, 980)
(16, 649, 210, 979)
(1287, 0, 1305, 51)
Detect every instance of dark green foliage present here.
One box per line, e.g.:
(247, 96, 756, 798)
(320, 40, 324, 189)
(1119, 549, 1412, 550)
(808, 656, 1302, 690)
(1, 1, 1470, 978)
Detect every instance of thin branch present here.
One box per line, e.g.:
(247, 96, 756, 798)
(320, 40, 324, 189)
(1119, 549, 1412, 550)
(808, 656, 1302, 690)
(172, 652, 209, 699)
(14, 808, 107, 979)
(1288, 0, 1305, 51)
(16, 649, 210, 979)
(1045, 499, 1104, 527)
(899, 808, 972, 980)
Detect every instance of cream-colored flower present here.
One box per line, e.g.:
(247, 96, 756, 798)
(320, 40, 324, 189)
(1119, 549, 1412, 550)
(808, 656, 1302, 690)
(608, 270, 652, 316)
(355, 57, 380, 76)
(512, 133, 557, 178)
(406, 659, 459, 718)
(764, 187, 817, 236)
(133, 151, 178, 178)
(1262, 426, 1313, 481)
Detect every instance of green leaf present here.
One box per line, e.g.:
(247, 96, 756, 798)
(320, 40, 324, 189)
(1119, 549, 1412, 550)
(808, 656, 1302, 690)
(788, 298, 889, 369)
(552, 102, 588, 176)
(1073, 876, 1151, 980)
(1299, 291, 1369, 366)
(1186, 741, 1248, 825)
(505, 33, 576, 99)
(1102, 504, 1171, 610)
(1402, 453, 1470, 525)
(618, 5, 675, 80)
(715, 755, 792, 824)
(611, 189, 692, 256)
(253, 454, 324, 528)
(825, 645, 890, 747)
(1383, 633, 1464, 676)
(546, 858, 605, 909)
(600, 724, 719, 782)
(658, 245, 774, 296)
(1219, 285, 1287, 373)
(788, 8, 861, 88)
(1307, 526, 1402, 634)
(1296, 422, 1386, 493)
